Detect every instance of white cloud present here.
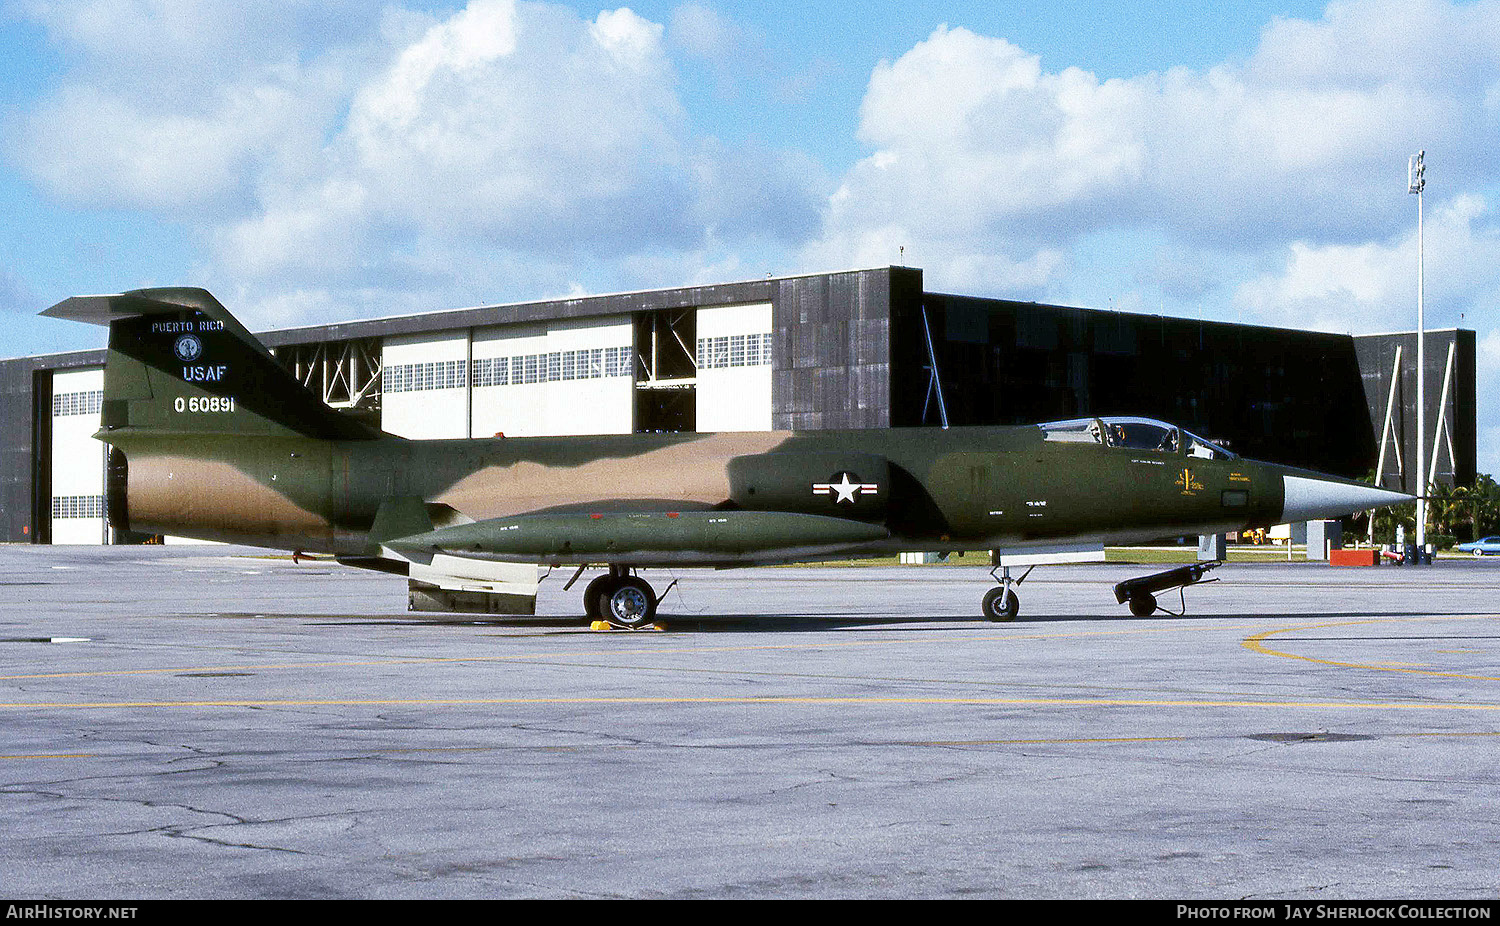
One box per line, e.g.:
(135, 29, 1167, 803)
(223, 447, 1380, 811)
(667, 3, 741, 59)
(21, 78, 328, 213)
(1233, 194, 1500, 332)
(807, 0, 1500, 291)
(361, 0, 521, 130)
(235, 1, 821, 284)
(16, 0, 826, 313)
(14, 0, 388, 214)
(13, 0, 1500, 475)
(339, 2, 693, 250)
(798, 1, 1500, 471)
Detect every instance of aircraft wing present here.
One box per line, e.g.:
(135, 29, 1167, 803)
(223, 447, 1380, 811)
(381, 508, 891, 565)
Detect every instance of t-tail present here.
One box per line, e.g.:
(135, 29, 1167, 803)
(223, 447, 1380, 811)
(43, 287, 380, 441)
(43, 287, 385, 547)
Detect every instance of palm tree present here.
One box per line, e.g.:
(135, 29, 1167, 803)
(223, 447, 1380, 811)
(1472, 474, 1500, 539)
(1427, 481, 1469, 542)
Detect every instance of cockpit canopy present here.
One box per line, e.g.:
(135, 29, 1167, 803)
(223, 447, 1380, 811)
(1039, 417, 1237, 460)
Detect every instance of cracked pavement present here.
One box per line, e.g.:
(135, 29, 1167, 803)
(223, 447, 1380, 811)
(3, 545, 1500, 898)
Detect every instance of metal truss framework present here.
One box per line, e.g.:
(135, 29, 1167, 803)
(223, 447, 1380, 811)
(272, 338, 383, 410)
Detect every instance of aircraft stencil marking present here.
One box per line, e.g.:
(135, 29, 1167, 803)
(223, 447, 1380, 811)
(182, 365, 229, 382)
(812, 472, 878, 504)
(173, 396, 235, 413)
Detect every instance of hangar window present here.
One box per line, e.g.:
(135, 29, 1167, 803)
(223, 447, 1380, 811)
(472, 348, 631, 387)
(472, 357, 508, 387)
(52, 390, 103, 417)
(696, 333, 772, 369)
(51, 494, 105, 519)
(384, 359, 467, 393)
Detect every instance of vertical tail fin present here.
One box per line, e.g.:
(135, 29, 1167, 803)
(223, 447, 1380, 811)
(42, 287, 380, 440)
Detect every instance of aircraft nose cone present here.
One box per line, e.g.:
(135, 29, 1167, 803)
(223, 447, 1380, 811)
(1281, 475, 1414, 523)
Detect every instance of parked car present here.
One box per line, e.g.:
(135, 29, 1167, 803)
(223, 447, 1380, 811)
(1455, 536, 1500, 556)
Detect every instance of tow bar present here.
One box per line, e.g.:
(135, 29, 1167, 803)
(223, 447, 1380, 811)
(1113, 561, 1221, 616)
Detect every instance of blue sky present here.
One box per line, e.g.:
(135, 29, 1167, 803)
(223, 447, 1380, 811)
(2, 0, 1497, 470)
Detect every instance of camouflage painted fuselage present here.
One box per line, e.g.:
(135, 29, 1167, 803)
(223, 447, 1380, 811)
(46, 286, 1368, 571)
(102, 424, 1290, 565)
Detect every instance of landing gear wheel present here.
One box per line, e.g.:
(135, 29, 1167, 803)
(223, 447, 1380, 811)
(582, 574, 615, 621)
(599, 576, 657, 628)
(982, 586, 1020, 622)
(1128, 592, 1157, 617)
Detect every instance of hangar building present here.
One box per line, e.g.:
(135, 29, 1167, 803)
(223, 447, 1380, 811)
(0, 266, 1476, 545)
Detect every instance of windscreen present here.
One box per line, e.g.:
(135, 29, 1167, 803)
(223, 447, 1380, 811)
(1038, 418, 1104, 443)
(1184, 430, 1237, 460)
(1102, 420, 1179, 452)
(1040, 417, 1236, 458)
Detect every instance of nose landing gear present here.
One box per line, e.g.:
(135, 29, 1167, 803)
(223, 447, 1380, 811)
(982, 564, 1033, 622)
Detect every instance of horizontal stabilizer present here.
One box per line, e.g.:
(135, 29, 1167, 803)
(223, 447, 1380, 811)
(43, 286, 382, 441)
(43, 288, 275, 362)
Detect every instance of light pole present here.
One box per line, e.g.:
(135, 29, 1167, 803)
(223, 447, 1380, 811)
(1408, 150, 1426, 557)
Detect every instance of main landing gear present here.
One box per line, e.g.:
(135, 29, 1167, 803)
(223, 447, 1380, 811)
(982, 565, 1033, 622)
(574, 565, 659, 628)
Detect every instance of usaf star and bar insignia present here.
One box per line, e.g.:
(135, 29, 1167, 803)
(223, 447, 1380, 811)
(812, 472, 879, 504)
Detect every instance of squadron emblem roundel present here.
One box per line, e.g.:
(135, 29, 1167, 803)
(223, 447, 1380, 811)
(173, 334, 204, 363)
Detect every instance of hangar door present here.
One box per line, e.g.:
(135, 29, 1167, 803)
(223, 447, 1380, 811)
(49, 367, 108, 544)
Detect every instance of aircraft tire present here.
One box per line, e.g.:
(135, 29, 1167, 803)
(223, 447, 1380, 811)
(1128, 593, 1157, 617)
(982, 587, 1020, 622)
(600, 576, 657, 628)
(582, 574, 613, 620)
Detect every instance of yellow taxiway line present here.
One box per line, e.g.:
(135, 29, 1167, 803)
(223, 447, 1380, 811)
(1242, 614, 1500, 682)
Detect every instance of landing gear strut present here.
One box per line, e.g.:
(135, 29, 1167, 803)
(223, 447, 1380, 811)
(982, 565, 1033, 622)
(579, 565, 658, 628)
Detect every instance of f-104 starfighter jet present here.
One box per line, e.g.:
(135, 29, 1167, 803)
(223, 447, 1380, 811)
(43, 288, 1411, 626)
